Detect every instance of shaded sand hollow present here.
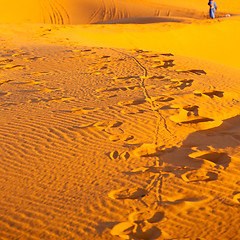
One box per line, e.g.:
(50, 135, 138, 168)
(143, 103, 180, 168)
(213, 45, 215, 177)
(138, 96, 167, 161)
(0, 1, 240, 240)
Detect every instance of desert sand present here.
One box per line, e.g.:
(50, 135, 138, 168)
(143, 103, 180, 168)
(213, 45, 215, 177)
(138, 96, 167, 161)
(0, 1, 240, 240)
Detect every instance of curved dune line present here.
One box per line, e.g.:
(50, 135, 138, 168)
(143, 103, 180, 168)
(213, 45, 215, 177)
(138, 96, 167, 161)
(39, 0, 70, 24)
(54, 0, 70, 24)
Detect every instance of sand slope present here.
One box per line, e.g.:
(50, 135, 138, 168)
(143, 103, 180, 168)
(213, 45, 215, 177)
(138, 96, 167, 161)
(0, 1, 240, 240)
(1, 23, 240, 239)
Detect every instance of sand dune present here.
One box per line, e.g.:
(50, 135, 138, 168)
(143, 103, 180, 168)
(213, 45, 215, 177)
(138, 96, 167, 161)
(0, 0, 240, 240)
(0, 0, 237, 24)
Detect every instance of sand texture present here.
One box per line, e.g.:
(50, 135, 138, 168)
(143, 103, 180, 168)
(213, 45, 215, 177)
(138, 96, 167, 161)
(0, 1, 240, 240)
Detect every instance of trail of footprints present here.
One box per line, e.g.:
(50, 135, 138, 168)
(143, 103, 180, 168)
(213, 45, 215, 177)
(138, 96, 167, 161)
(0, 47, 77, 105)
(2, 46, 236, 238)
(95, 49, 232, 240)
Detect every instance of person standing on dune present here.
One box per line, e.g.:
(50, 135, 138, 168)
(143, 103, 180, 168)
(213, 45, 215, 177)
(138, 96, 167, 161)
(208, 0, 217, 19)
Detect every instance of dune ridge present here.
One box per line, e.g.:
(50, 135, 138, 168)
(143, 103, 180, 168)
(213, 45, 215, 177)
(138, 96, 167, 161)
(0, 0, 237, 24)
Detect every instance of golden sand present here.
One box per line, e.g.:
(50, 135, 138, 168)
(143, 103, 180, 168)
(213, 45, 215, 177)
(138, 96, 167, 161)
(0, 1, 240, 239)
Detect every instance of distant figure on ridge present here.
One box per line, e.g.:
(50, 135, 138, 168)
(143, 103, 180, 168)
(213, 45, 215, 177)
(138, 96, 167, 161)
(208, 0, 217, 19)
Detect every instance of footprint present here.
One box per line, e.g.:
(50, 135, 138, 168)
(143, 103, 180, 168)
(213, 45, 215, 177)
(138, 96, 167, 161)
(203, 90, 224, 98)
(189, 151, 231, 169)
(132, 143, 163, 157)
(181, 170, 218, 182)
(183, 105, 199, 112)
(109, 121, 123, 128)
(147, 75, 165, 80)
(109, 151, 119, 160)
(108, 187, 148, 200)
(151, 96, 174, 103)
(110, 221, 136, 239)
(128, 211, 164, 224)
(109, 135, 134, 142)
(153, 60, 174, 68)
(170, 106, 213, 124)
(166, 79, 193, 90)
(118, 99, 146, 106)
(143, 54, 159, 58)
(132, 226, 162, 240)
(120, 152, 130, 160)
(109, 135, 121, 142)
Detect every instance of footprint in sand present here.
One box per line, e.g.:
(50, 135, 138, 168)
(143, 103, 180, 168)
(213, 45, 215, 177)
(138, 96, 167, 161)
(166, 79, 194, 90)
(151, 96, 174, 103)
(128, 210, 164, 224)
(111, 220, 162, 240)
(147, 75, 165, 80)
(152, 60, 175, 69)
(118, 99, 146, 107)
(181, 169, 218, 182)
(109, 135, 134, 142)
(108, 187, 148, 200)
(111, 211, 163, 239)
(110, 221, 136, 239)
(203, 90, 224, 98)
(109, 151, 130, 160)
(170, 105, 214, 124)
(109, 150, 119, 160)
(120, 152, 131, 160)
(189, 150, 231, 169)
(93, 121, 124, 135)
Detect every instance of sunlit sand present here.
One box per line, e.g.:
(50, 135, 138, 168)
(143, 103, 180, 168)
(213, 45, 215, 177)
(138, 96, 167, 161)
(0, 1, 240, 239)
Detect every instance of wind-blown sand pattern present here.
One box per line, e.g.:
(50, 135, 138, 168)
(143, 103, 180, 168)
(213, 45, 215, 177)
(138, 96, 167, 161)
(0, 1, 240, 240)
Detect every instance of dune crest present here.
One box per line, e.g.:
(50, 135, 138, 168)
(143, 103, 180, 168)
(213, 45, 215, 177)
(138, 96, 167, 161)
(0, 0, 237, 24)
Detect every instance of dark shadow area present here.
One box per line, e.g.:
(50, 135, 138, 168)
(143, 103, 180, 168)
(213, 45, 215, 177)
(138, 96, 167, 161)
(95, 16, 190, 24)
